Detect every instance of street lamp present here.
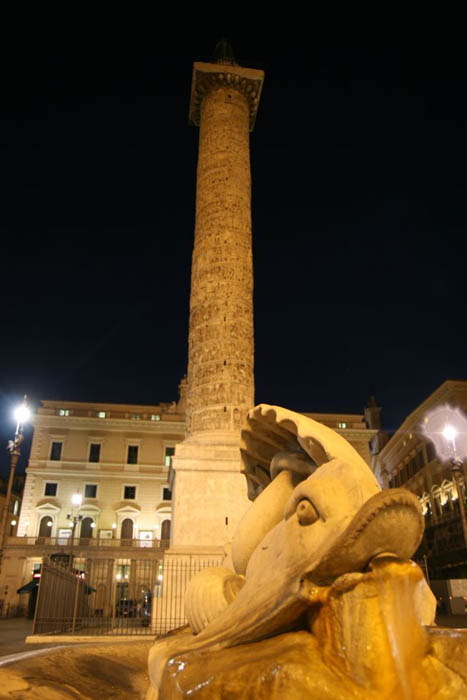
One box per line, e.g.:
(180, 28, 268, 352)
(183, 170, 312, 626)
(67, 492, 83, 570)
(0, 396, 30, 572)
(422, 405, 467, 553)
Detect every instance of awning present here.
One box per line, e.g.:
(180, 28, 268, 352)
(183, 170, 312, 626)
(17, 579, 39, 594)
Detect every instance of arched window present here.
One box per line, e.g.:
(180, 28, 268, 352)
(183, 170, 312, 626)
(161, 519, 171, 541)
(121, 518, 134, 541)
(80, 517, 94, 539)
(38, 515, 53, 537)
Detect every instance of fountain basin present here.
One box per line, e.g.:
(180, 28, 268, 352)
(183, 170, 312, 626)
(0, 640, 151, 699)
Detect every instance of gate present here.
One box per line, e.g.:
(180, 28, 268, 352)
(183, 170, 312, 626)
(33, 556, 222, 636)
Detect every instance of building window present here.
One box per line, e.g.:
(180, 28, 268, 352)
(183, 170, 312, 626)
(116, 564, 130, 580)
(416, 451, 424, 471)
(163, 487, 172, 501)
(84, 484, 97, 499)
(132, 414, 141, 420)
(89, 443, 101, 463)
(338, 422, 347, 429)
(151, 414, 161, 421)
(127, 445, 139, 464)
(426, 442, 436, 462)
(124, 485, 136, 500)
(44, 482, 58, 497)
(80, 517, 95, 538)
(161, 519, 171, 540)
(58, 409, 70, 416)
(38, 516, 54, 537)
(97, 411, 106, 418)
(164, 446, 175, 467)
(50, 442, 62, 461)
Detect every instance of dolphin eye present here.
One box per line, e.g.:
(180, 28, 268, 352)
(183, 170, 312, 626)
(296, 498, 319, 526)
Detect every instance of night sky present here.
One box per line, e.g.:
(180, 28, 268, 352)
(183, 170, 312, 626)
(1, 8, 466, 476)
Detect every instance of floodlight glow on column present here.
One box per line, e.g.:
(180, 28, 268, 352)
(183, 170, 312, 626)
(71, 493, 82, 507)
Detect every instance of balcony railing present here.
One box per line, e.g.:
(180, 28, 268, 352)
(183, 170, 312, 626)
(6, 536, 170, 550)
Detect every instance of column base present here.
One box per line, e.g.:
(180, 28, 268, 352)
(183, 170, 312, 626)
(171, 433, 251, 548)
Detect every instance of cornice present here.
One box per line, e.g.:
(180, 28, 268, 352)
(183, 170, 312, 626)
(33, 414, 186, 435)
(27, 464, 168, 480)
(189, 61, 264, 131)
(338, 429, 378, 439)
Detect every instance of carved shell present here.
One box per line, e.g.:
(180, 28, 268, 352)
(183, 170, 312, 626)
(185, 567, 245, 634)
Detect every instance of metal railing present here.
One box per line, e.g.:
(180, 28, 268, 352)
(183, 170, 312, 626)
(32, 556, 222, 636)
(7, 536, 170, 550)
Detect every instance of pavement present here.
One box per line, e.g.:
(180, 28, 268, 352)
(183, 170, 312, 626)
(0, 618, 64, 658)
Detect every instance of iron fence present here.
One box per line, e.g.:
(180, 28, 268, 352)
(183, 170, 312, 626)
(33, 556, 222, 636)
(151, 558, 222, 634)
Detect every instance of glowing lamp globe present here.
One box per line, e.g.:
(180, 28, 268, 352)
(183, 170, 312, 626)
(422, 405, 467, 462)
(14, 404, 30, 425)
(71, 493, 83, 507)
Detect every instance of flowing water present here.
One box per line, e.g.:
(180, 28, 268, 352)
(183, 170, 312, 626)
(370, 555, 427, 700)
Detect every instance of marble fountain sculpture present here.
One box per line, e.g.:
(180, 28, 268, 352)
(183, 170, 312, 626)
(147, 404, 467, 700)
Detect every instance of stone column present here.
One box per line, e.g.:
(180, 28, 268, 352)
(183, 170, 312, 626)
(171, 57, 264, 552)
(188, 81, 254, 436)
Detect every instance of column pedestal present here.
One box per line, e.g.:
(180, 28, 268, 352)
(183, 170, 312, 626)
(171, 432, 250, 549)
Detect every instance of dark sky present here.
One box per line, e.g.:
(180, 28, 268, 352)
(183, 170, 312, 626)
(1, 8, 466, 476)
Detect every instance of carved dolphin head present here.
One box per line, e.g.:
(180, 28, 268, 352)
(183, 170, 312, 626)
(148, 405, 425, 698)
(232, 404, 382, 576)
(186, 406, 424, 647)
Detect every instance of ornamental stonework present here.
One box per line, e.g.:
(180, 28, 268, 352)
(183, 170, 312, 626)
(186, 62, 264, 436)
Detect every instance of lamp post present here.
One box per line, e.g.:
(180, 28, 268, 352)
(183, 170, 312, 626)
(422, 405, 467, 554)
(67, 492, 82, 571)
(0, 397, 30, 572)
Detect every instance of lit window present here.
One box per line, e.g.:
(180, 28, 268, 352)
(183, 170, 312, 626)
(127, 445, 139, 464)
(50, 442, 62, 461)
(151, 414, 161, 421)
(89, 443, 101, 463)
(163, 487, 172, 501)
(132, 414, 141, 420)
(58, 409, 70, 416)
(124, 485, 136, 500)
(338, 422, 347, 429)
(116, 564, 130, 581)
(85, 484, 97, 498)
(97, 411, 106, 418)
(164, 446, 175, 467)
(44, 482, 58, 497)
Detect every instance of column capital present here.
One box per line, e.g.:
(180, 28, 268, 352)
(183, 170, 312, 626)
(189, 61, 264, 132)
